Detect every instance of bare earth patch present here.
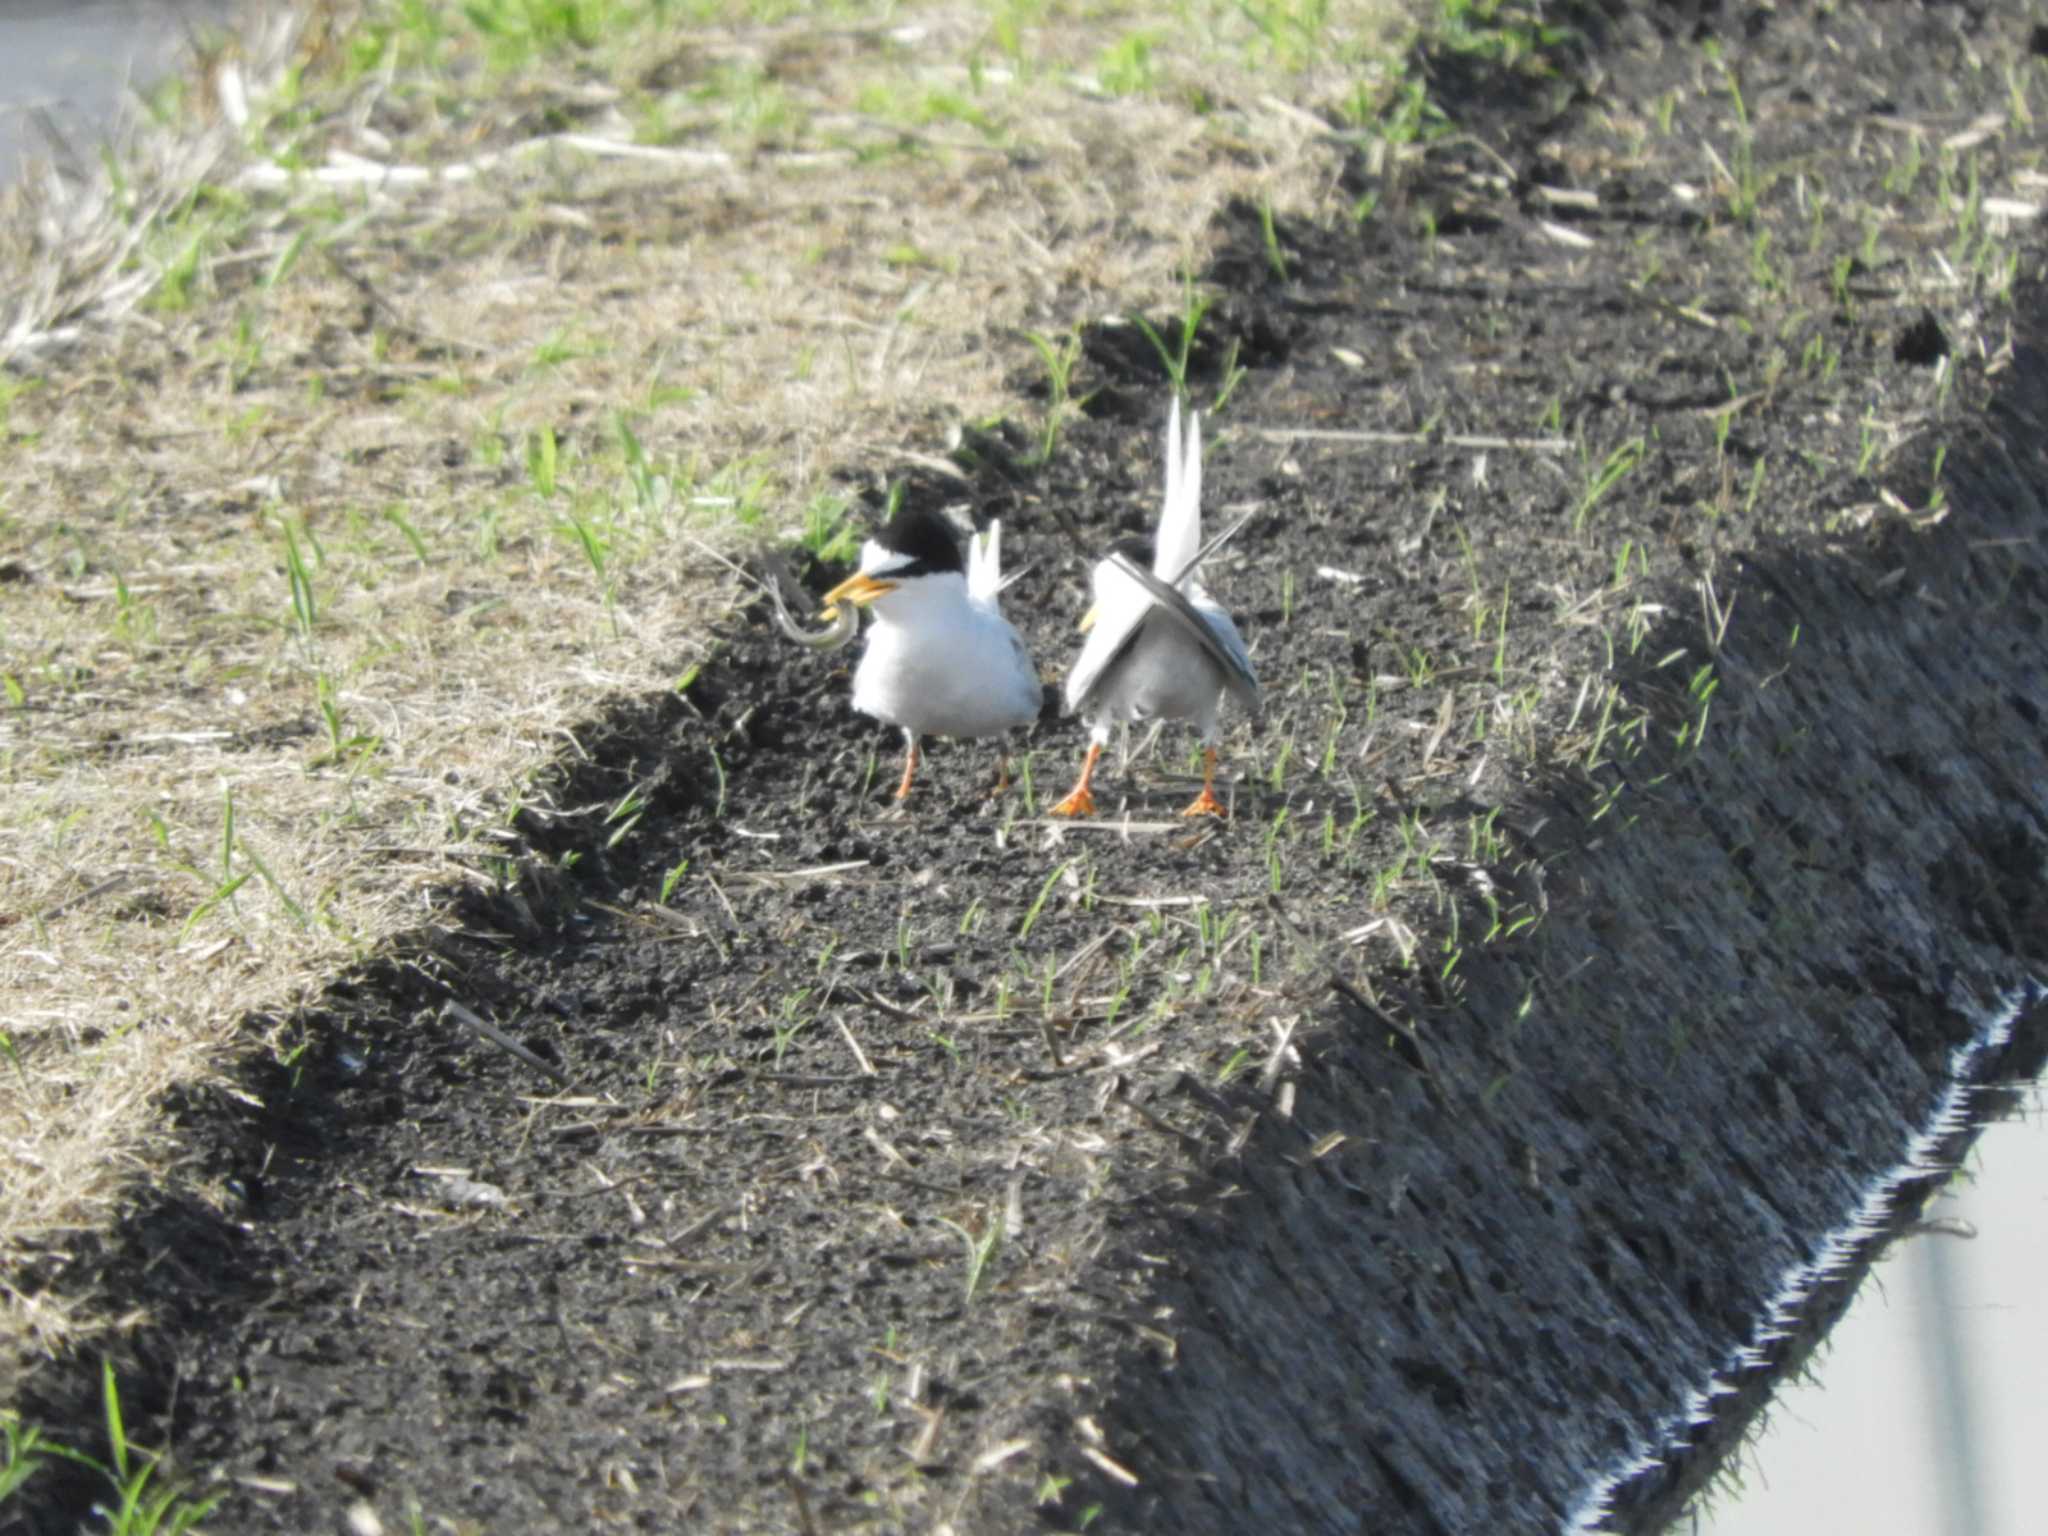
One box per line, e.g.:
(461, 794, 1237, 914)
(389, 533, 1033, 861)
(0, 0, 1398, 1384)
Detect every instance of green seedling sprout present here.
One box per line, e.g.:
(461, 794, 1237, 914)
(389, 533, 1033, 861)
(1023, 327, 1086, 464)
(1573, 436, 1646, 533)
(935, 1211, 1002, 1303)
(1258, 197, 1288, 282)
(1017, 860, 1073, 940)
(1131, 271, 1214, 398)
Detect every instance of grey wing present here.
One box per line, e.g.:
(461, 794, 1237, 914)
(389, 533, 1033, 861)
(1002, 622, 1046, 722)
(1105, 552, 1259, 711)
(1193, 598, 1260, 712)
(1062, 583, 1149, 713)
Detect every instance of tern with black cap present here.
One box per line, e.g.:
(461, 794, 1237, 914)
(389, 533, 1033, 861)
(818, 503, 1041, 802)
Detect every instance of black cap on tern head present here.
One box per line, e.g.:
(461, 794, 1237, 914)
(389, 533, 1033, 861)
(871, 504, 966, 579)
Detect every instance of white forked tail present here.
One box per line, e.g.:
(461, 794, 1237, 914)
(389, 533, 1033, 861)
(968, 519, 1002, 606)
(970, 519, 1033, 604)
(1154, 396, 1204, 584)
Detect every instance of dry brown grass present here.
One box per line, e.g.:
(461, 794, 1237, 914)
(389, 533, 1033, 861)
(0, 0, 1404, 1394)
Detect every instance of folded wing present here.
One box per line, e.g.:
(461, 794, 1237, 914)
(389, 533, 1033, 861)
(1103, 551, 1260, 711)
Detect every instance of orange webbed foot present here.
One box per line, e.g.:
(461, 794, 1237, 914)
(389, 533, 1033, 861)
(1048, 786, 1098, 818)
(1179, 746, 1226, 818)
(1048, 743, 1102, 819)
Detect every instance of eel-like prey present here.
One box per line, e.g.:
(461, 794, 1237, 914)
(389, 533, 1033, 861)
(769, 577, 858, 651)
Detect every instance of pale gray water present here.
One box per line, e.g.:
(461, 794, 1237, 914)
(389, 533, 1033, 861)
(0, 0, 241, 181)
(1694, 1103, 2048, 1536)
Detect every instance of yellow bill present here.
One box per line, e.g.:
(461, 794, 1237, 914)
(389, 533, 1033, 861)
(821, 571, 898, 618)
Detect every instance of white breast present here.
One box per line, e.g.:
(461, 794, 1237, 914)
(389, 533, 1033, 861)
(851, 580, 1041, 739)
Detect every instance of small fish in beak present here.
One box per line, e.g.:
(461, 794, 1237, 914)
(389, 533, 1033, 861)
(787, 503, 1041, 803)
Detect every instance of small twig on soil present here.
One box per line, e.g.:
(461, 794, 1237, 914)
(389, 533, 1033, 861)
(1307, 1131, 1349, 1161)
(1078, 1444, 1141, 1487)
(1113, 1092, 1206, 1157)
(1039, 1016, 1066, 1070)
(835, 1017, 877, 1076)
(586, 899, 703, 938)
(1020, 1036, 1165, 1082)
(1255, 92, 1345, 139)
(908, 1403, 947, 1464)
(857, 989, 922, 1022)
(1052, 1297, 1182, 1353)
(671, 1201, 739, 1246)
(17, 870, 141, 927)
(875, 1170, 965, 1200)
(733, 860, 873, 884)
(1225, 1112, 1261, 1159)
(1440, 130, 1521, 185)
(878, 445, 970, 480)
(1040, 817, 1193, 836)
(1532, 183, 1600, 210)
(703, 874, 742, 930)
(750, 1072, 869, 1088)
(971, 1438, 1035, 1476)
(864, 1124, 912, 1170)
(1253, 426, 1568, 453)
(1257, 1014, 1300, 1096)
(1536, 218, 1596, 250)
(622, 1256, 750, 1275)
(612, 1120, 793, 1139)
(705, 1356, 791, 1375)
(551, 1169, 658, 1203)
(547, 130, 733, 169)
(442, 998, 578, 1089)
(1330, 976, 1436, 1082)
(1051, 927, 1122, 984)
(1647, 296, 1721, 330)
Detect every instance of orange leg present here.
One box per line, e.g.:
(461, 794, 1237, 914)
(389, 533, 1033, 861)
(987, 753, 1013, 798)
(1047, 742, 1102, 818)
(893, 737, 921, 801)
(1180, 747, 1227, 819)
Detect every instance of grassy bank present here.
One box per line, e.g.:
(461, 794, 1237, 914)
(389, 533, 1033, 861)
(0, 0, 1406, 1399)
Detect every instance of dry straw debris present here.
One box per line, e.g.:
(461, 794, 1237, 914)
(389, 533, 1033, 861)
(0, 0, 1400, 1391)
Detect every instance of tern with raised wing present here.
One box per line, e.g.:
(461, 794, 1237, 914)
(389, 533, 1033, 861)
(1050, 397, 1259, 819)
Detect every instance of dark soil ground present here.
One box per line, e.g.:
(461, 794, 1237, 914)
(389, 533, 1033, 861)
(14, 2, 2048, 1532)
